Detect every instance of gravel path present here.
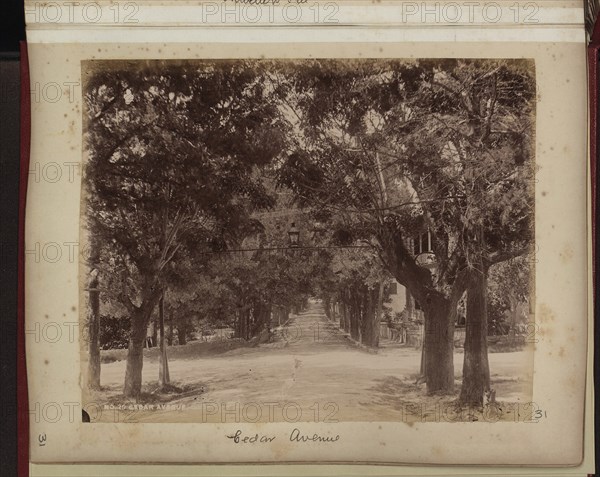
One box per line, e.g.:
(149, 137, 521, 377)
(92, 300, 533, 423)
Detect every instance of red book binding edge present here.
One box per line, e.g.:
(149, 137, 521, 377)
(18, 40, 30, 477)
(590, 22, 600, 295)
(590, 18, 600, 477)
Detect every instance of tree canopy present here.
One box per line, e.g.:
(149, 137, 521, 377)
(83, 58, 535, 402)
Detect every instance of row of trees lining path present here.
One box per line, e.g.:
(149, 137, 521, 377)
(83, 58, 535, 407)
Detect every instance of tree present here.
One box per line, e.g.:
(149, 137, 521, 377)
(420, 61, 535, 405)
(274, 59, 535, 397)
(158, 292, 170, 388)
(488, 255, 531, 335)
(323, 247, 391, 348)
(273, 59, 465, 392)
(202, 195, 334, 342)
(86, 258, 101, 389)
(83, 60, 284, 397)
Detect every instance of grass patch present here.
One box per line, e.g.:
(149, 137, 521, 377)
(488, 335, 527, 353)
(100, 338, 255, 364)
(97, 381, 206, 405)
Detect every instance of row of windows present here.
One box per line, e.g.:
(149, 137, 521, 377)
(407, 231, 433, 256)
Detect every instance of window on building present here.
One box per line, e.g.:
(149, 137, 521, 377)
(412, 231, 433, 255)
(421, 232, 426, 253)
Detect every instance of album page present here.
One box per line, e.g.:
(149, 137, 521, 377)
(24, 0, 593, 473)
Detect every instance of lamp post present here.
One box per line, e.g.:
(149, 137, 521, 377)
(288, 222, 300, 247)
(414, 251, 438, 281)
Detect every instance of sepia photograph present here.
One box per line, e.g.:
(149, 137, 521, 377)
(79, 58, 536, 425)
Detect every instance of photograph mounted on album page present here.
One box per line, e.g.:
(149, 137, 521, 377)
(23, 0, 592, 470)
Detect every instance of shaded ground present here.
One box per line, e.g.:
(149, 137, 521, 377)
(86, 301, 534, 423)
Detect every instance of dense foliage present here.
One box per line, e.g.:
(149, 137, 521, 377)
(83, 59, 535, 404)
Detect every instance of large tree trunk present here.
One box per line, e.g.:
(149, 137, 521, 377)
(123, 308, 151, 397)
(376, 225, 456, 394)
(422, 295, 455, 394)
(123, 320, 145, 398)
(123, 287, 162, 398)
(459, 267, 491, 406)
(86, 268, 101, 390)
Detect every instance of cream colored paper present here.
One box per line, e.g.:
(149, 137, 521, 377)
(24, 0, 592, 472)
